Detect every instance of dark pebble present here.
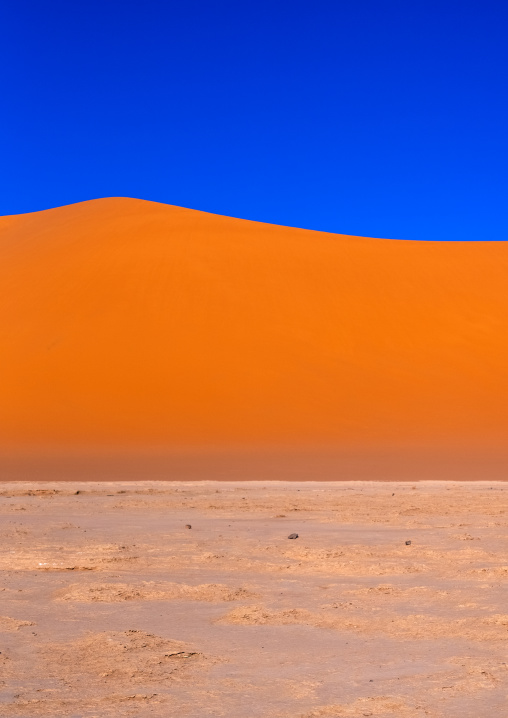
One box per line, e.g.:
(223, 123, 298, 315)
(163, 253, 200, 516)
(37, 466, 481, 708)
(185, 524, 192, 529)
(288, 533, 299, 539)
(405, 540, 411, 545)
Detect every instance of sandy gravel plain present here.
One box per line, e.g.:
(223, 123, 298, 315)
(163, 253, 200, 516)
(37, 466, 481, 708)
(1, 481, 508, 717)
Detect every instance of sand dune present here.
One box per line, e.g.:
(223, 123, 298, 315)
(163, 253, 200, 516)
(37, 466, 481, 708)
(2, 197, 508, 479)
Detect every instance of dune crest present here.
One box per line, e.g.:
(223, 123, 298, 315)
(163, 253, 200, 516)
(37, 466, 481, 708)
(2, 197, 508, 479)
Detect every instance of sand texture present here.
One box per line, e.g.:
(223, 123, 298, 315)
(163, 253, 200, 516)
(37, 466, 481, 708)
(1, 480, 508, 716)
(2, 198, 508, 480)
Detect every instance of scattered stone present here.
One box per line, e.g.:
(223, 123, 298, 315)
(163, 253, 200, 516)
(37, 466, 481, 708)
(165, 651, 197, 658)
(405, 540, 412, 546)
(185, 524, 192, 529)
(288, 533, 299, 540)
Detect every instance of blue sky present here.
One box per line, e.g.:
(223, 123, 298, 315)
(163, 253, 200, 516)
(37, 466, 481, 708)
(1, 0, 506, 240)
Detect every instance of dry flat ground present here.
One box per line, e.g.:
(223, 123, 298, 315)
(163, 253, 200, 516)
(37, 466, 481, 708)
(1, 481, 508, 717)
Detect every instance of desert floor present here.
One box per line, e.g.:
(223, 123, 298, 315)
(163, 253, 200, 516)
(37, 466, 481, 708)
(1, 481, 507, 717)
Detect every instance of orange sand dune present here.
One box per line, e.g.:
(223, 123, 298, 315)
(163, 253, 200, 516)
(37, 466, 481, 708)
(1, 198, 508, 479)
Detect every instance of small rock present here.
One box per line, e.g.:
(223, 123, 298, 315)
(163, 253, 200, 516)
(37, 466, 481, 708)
(288, 533, 299, 539)
(185, 524, 192, 529)
(405, 540, 411, 546)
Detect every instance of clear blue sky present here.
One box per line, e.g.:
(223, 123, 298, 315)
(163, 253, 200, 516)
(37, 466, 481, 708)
(1, 0, 506, 240)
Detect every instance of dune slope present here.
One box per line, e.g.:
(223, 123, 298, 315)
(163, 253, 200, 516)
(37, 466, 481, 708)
(1, 198, 508, 479)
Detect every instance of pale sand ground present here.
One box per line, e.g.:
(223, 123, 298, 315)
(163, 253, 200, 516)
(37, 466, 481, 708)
(1, 481, 508, 717)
